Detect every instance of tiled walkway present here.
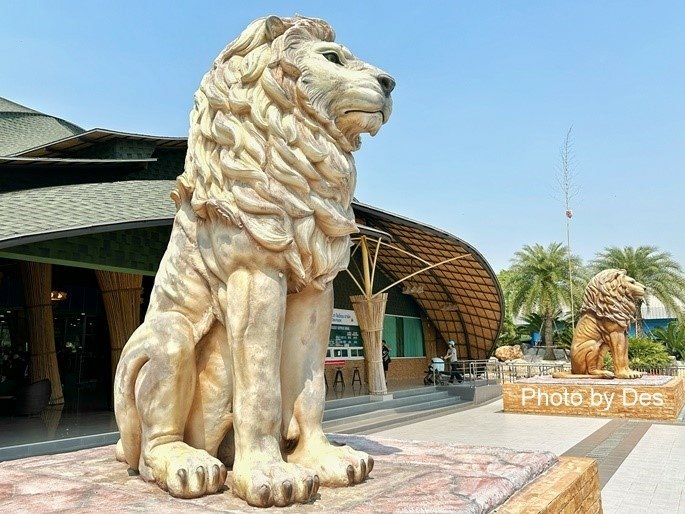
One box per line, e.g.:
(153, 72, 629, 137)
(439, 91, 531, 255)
(3, 389, 685, 511)
(602, 423, 685, 513)
(372, 398, 610, 455)
(562, 419, 652, 487)
(371, 399, 685, 513)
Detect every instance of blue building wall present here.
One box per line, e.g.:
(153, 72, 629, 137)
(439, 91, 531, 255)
(628, 318, 674, 337)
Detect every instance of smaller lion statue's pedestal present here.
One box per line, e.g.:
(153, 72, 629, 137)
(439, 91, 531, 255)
(503, 375, 685, 420)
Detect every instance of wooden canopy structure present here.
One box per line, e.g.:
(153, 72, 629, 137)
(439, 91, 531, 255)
(353, 202, 503, 361)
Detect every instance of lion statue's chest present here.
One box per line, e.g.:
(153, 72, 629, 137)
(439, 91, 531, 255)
(179, 207, 353, 306)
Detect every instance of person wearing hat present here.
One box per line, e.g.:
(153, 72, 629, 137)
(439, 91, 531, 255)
(382, 340, 391, 382)
(443, 340, 463, 383)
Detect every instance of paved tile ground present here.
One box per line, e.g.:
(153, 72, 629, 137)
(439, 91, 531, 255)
(372, 399, 610, 455)
(562, 419, 652, 488)
(602, 424, 685, 513)
(371, 398, 685, 513)
(4, 392, 685, 512)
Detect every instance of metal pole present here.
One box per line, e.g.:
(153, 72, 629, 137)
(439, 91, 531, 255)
(566, 213, 575, 323)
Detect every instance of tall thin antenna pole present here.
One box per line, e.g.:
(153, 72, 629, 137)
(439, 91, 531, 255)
(559, 127, 576, 324)
(566, 203, 574, 323)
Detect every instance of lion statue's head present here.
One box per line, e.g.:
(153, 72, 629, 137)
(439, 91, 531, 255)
(173, 15, 394, 292)
(580, 269, 646, 327)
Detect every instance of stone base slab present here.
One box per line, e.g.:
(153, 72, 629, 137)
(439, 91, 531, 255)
(0, 434, 581, 513)
(495, 457, 602, 513)
(503, 375, 685, 420)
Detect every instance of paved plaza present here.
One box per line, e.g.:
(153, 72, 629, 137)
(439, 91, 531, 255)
(2, 395, 685, 512)
(371, 399, 685, 513)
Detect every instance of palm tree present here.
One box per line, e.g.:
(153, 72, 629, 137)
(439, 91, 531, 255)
(592, 246, 685, 335)
(504, 243, 584, 360)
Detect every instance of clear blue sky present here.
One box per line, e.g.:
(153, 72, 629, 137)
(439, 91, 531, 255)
(2, 1, 684, 272)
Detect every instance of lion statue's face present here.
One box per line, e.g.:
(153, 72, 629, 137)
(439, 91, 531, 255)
(581, 269, 646, 326)
(620, 272, 646, 300)
(289, 39, 394, 142)
(621, 270, 647, 300)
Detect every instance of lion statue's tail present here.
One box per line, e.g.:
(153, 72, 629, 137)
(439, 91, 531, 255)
(113, 335, 149, 470)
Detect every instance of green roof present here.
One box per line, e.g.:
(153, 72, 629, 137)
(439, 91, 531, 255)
(0, 180, 176, 249)
(0, 97, 42, 114)
(0, 97, 84, 156)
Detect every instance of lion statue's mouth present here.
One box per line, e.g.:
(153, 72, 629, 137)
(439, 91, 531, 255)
(337, 110, 388, 139)
(344, 109, 387, 122)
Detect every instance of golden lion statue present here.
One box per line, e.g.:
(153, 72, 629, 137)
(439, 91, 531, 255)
(113, 16, 393, 507)
(553, 269, 646, 380)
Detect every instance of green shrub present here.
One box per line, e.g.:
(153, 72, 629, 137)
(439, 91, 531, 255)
(603, 352, 613, 371)
(604, 337, 672, 371)
(653, 322, 685, 361)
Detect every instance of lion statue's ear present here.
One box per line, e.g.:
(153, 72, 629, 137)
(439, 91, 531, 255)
(265, 16, 287, 41)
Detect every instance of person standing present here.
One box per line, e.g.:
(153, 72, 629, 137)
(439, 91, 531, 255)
(443, 340, 463, 383)
(382, 340, 391, 381)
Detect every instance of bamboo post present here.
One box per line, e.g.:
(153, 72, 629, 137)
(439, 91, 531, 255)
(95, 270, 143, 386)
(350, 293, 388, 395)
(19, 261, 64, 405)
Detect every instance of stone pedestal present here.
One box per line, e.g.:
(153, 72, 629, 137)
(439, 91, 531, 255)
(496, 457, 601, 513)
(503, 375, 685, 420)
(0, 434, 602, 513)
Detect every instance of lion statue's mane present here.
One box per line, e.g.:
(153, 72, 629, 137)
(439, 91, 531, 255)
(579, 268, 639, 327)
(173, 16, 357, 292)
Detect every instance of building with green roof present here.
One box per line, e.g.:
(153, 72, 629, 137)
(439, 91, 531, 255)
(0, 97, 83, 156)
(0, 98, 502, 447)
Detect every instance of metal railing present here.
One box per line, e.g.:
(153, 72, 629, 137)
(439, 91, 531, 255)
(631, 364, 685, 377)
(496, 361, 571, 383)
(429, 359, 501, 387)
(430, 361, 685, 387)
(429, 359, 572, 387)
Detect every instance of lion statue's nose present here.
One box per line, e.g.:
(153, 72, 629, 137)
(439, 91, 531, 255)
(377, 74, 396, 96)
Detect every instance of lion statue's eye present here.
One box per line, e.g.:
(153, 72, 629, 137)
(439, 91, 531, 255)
(323, 52, 342, 65)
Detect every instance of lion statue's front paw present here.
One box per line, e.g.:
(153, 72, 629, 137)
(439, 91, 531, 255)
(145, 442, 227, 498)
(231, 461, 319, 507)
(288, 441, 373, 486)
(592, 370, 616, 379)
(615, 369, 644, 379)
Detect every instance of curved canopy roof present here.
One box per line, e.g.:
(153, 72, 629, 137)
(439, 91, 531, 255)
(353, 203, 502, 360)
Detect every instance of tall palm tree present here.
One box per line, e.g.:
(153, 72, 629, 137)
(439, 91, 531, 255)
(592, 246, 685, 335)
(505, 243, 584, 360)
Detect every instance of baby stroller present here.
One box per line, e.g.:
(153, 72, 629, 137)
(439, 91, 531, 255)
(424, 357, 449, 385)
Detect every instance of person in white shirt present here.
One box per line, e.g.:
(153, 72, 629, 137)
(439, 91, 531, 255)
(443, 340, 463, 383)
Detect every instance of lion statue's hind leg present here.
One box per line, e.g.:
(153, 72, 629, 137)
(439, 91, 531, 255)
(115, 311, 227, 498)
(184, 322, 234, 459)
(114, 225, 229, 499)
(552, 338, 615, 379)
(585, 343, 615, 378)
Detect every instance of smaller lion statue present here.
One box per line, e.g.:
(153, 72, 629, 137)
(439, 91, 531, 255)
(553, 269, 646, 380)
